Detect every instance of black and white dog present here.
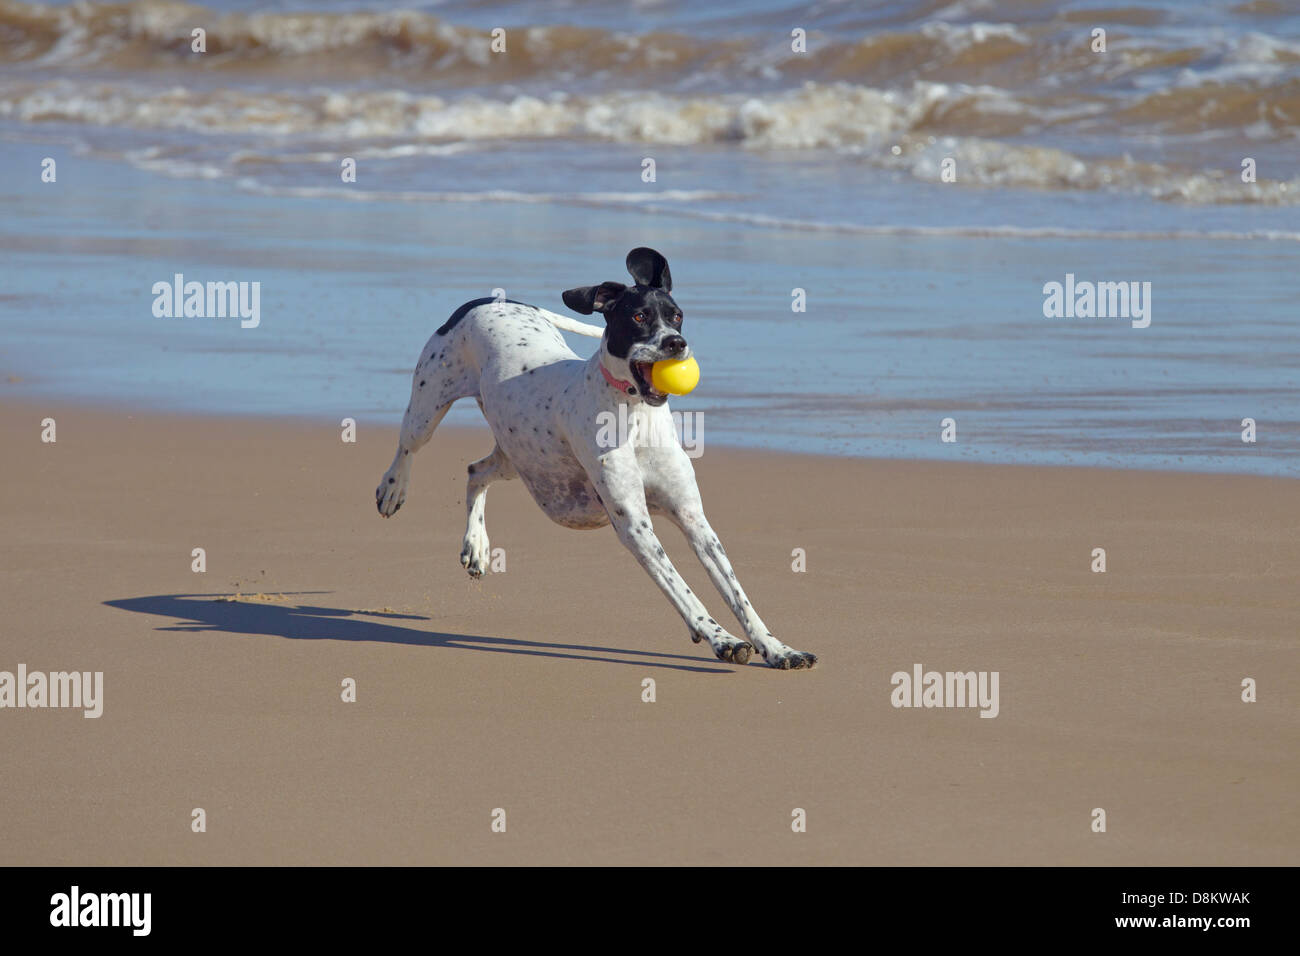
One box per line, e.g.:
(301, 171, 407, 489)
(376, 247, 816, 669)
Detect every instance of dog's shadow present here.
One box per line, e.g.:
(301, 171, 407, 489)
(104, 593, 731, 673)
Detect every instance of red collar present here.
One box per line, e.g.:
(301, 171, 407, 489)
(600, 362, 637, 395)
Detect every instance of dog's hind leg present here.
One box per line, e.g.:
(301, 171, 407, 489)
(459, 443, 517, 577)
(377, 322, 483, 518)
(376, 400, 452, 517)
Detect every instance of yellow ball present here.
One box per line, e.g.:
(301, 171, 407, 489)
(651, 356, 700, 396)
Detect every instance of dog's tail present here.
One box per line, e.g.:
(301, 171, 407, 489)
(534, 308, 604, 338)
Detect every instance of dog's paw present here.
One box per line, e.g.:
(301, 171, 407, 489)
(459, 529, 490, 579)
(761, 645, 818, 670)
(376, 468, 408, 518)
(696, 630, 751, 664)
(713, 639, 753, 665)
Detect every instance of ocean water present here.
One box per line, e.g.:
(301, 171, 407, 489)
(1, 0, 1297, 475)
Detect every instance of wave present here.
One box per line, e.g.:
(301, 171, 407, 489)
(5, 77, 1296, 204)
(642, 209, 1300, 242)
(5, 0, 736, 82)
(233, 181, 745, 206)
(2, 0, 1297, 206)
(225, 177, 1300, 239)
(2, 0, 1298, 122)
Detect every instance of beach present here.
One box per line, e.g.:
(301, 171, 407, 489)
(1, 399, 1295, 865)
(0, 0, 1297, 870)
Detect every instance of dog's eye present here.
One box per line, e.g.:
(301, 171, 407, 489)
(673, 314, 682, 324)
(633, 313, 645, 323)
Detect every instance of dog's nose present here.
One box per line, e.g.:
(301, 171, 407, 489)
(662, 335, 687, 355)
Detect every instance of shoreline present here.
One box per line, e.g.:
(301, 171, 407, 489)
(7, 394, 1296, 485)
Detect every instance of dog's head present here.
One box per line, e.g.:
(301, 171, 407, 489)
(562, 247, 686, 407)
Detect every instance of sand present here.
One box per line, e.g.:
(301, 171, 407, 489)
(0, 400, 1296, 865)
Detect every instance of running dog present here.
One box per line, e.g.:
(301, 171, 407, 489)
(376, 247, 816, 669)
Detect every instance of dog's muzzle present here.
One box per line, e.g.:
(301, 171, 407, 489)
(629, 361, 666, 405)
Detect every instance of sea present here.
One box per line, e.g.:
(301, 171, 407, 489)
(1, 0, 1297, 474)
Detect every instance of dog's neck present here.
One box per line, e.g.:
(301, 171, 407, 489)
(599, 361, 636, 395)
(592, 346, 638, 398)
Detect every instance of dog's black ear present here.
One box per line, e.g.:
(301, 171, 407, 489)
(625, 247, 671, 291)
(563, 282, 626, 315)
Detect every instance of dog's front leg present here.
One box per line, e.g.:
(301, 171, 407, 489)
(643, 449, 816, 669)
(591, 457, 755, 664)
(667, 504, 816, 670)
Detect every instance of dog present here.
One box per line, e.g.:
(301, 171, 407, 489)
(376, 247, 816, 669)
